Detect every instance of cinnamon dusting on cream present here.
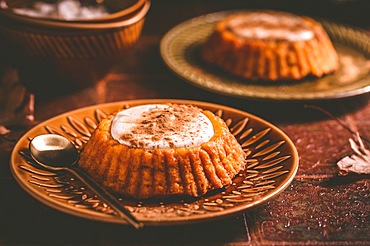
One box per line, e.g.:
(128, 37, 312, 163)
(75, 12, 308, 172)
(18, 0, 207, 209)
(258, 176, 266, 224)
(110, 104, 214, 149)
(227, 12, 314, 41)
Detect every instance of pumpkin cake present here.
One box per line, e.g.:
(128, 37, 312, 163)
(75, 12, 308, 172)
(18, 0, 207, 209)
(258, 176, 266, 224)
(78, 104, 247, 199)
(202, 10, 339, 81)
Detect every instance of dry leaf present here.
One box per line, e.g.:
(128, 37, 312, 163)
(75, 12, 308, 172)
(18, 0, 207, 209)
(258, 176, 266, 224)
(0, 67, 34, 134)
(0, 125, 10, 135)
(337, 132, 370, 176)
(305, 104, 370, 176)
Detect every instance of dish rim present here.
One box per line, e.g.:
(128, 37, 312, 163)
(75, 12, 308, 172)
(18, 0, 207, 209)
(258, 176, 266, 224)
(10, 99, 299, 226)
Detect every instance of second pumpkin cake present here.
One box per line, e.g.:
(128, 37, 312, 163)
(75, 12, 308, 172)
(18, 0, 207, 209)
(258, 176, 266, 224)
(202, 10, 339, 81)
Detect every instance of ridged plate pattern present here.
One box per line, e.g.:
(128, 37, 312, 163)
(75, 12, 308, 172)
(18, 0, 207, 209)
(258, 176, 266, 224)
(10, 99, 298, 226)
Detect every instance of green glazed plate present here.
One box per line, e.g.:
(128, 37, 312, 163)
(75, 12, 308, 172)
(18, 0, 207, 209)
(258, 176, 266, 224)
(160, 11, 370, 101)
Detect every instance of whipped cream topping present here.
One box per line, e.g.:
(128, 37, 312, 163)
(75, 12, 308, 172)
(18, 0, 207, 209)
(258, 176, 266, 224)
(110, 104, 215, 149)
(1, 0, 109, 20)
(227, 12, 314, 41)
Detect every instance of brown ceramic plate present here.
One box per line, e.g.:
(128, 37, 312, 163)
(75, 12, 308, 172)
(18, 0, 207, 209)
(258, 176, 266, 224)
(10, 99, 298, 226)
(160, 11, 370, 101)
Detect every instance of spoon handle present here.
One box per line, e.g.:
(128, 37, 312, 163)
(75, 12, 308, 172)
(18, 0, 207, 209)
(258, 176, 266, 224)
(68, 166, 144, 229)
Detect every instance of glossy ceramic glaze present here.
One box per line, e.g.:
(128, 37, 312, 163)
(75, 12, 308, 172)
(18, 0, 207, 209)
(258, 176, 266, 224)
(11, 99, 299, 226)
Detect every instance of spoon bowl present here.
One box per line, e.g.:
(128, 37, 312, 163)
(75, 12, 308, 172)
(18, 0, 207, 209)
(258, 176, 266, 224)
(29, 134, 143, 229)
(29, 134, 79, 170)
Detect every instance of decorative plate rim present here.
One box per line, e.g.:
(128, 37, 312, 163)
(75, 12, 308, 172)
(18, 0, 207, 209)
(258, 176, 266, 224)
(160, 11, 370, 102)
(10, 99, 299, 226)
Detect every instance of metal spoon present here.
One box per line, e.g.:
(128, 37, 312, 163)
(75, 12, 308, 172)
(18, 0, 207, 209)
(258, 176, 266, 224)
(29, 134, 143, 229)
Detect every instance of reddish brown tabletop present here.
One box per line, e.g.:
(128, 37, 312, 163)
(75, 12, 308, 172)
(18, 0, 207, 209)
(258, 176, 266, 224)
(0, 1, 369, 245)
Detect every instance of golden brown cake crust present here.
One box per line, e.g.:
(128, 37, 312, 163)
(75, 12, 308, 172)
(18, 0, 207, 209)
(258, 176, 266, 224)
(202, 11, 339, 81)
(78, 106, 247, 199)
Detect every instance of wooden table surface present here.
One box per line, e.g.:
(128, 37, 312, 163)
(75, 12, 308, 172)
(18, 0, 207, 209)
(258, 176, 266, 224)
(0, 1, 369, 245)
